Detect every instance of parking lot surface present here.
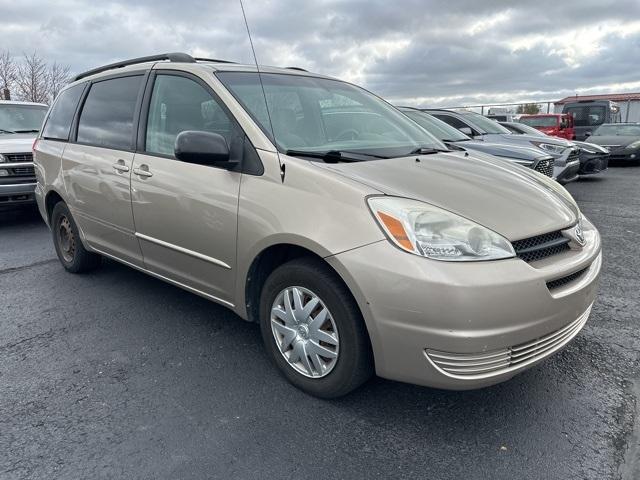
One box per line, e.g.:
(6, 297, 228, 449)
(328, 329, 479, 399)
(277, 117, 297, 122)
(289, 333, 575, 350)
(1, 167, 639, 480)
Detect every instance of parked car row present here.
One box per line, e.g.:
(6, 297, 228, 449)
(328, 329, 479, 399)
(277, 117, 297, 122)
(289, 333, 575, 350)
(421, 108, 582, 183)
(22, 54, 602, 398)
(500, 121, 610, 175)
(398, 108, 556, 177)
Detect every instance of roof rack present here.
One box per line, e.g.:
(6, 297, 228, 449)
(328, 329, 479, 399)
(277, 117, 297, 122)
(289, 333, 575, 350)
(194, 57, 236, 64)
(286, 67, 308, 72)
(73, 52, 196, 81)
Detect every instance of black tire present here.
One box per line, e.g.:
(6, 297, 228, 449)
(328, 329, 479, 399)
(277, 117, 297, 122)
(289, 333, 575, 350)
(51, 202, 102, 273)
(259, 257, 373, 398)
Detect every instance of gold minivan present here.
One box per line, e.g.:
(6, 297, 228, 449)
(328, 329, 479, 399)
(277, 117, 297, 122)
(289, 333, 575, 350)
(34, 53, 601, 397)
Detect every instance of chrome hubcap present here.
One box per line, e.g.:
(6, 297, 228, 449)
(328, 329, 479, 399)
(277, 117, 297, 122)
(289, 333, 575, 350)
(57, 215, 75, 263)
(270, 286, 339, 378)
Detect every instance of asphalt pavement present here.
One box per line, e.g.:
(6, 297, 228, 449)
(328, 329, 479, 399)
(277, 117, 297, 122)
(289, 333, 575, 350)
(1, 166, 639, 480)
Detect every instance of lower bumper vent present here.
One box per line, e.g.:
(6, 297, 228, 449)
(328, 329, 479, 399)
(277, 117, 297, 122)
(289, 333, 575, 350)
(546, 267, 588, 291)
(425, 304, 592, 379)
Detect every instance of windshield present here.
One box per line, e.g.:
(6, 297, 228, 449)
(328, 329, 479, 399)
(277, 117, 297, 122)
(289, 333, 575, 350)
(520, 116, 558, 128)
(464, 111, 512, 134)
(216, 72, 446, 158)
(401, 109, 470, 142)
(0, 104, 48, 133)
(594, 124, 640, 136)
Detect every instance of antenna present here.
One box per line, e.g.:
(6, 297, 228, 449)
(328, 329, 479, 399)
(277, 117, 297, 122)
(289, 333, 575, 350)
(239, 0, 285, 182)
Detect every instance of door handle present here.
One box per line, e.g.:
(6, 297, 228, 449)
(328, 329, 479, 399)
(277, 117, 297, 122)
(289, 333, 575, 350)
(112, 160, 130, 173)
(133, 165, 153, 178)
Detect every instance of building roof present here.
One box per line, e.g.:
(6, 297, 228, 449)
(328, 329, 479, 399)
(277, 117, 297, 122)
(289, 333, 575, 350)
(555, 93, 640, 105)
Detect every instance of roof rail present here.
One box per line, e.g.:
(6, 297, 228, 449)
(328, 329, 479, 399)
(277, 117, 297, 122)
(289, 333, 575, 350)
(72, 52, 196, 81)
(194, 57, 236, 64)
(286, 67, 308, 72)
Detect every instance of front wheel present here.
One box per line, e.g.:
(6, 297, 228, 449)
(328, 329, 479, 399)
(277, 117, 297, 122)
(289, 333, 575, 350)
(259, 258, 373, 398)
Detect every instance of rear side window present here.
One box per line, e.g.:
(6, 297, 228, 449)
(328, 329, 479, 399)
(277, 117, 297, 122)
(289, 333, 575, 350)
(42, 84, 85, 140)
(77, 75, 143, 150)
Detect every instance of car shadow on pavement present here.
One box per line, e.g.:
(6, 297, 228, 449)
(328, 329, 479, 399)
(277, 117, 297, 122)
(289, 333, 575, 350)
(0, 206, 43, 228)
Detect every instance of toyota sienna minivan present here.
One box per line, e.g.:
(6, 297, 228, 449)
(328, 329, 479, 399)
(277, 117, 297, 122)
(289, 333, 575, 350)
(34, 53, 602, 398)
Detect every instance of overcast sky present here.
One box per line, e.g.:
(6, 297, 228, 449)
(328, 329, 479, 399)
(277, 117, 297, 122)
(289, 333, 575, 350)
(1, 0, 639, 107)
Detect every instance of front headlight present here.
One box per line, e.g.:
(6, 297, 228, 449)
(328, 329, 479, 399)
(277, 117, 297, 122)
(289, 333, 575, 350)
(530, 141, 567, 155)
(628, 140, 640, 149)
(367, 197, 515, 261)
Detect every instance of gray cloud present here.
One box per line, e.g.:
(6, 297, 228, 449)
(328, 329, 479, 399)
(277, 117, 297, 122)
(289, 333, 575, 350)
(0, 0, 638, 106)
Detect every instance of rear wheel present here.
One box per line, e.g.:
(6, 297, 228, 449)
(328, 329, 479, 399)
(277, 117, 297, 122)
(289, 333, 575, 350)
(51, 202, 102, 273)
(259, 257, 373, 398)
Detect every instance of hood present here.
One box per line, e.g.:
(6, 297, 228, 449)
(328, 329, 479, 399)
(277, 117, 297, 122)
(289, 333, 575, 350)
(452, 140, 546, 161)
(311, 151, 578, 240)
(571, 140, 609, 154)
(0, 133, 37, 154)
(587, 135, 638, 148)
(493, 133, 572, 146)
(478, 132, 573, 158)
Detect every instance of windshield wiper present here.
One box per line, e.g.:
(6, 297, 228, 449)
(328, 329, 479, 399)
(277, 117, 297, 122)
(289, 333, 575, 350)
(285, 149, 387, 162)
(408, 146, 450, 155)
(13, 129, 40, 133)
(0, 128, 16, 134)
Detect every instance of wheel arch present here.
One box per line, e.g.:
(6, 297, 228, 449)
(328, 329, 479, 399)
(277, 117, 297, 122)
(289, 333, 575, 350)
(44, 189, 65, 224)
(241, 239, 369, 333)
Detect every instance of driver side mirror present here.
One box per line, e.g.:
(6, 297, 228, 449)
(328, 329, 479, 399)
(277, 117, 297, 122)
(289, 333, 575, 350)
(584, 132, 591, 138)
(459, 127, 474, 136)
(174, 131, 233, 167)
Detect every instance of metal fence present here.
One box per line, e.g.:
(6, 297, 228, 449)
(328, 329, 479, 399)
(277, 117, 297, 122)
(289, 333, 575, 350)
(441, 101, 557, 115)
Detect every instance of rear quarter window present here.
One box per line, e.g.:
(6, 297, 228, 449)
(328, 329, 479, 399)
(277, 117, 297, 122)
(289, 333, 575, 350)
(42, 84, 85, 141)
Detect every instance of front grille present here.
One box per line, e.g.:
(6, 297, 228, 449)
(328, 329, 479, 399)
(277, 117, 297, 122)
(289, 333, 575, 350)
(0, 152, 34, 177)
(425, 304, 592, 379)
(546, 267, 589, 291)
(512, 230, 570, 263)
(533, 157, 555, 177)
(3, 153, 33, 163)
(9, 166, 35, 175)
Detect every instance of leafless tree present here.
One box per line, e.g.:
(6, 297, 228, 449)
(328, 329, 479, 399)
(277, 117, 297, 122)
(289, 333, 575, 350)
(47, 62, 71, 101)
(15, 52, 49, 103)
(0, 50, 16, 100)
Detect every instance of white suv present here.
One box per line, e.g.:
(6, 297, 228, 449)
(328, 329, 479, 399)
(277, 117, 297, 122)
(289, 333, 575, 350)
(0, 100, 48, 209)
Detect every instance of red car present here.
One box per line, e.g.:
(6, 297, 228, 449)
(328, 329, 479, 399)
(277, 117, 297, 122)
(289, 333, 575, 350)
(519, 114, 576, 140)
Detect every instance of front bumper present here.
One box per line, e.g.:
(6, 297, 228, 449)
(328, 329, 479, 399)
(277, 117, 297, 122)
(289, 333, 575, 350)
(554, 159, 580, 184)
(607, 149, 638, 163)
(327, 218, 601, 390)
(579, 153, 609, 175)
